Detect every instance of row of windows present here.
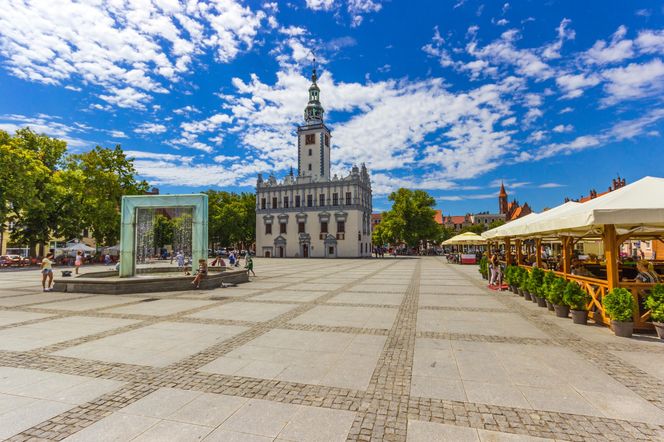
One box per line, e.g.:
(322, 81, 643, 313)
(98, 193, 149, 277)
(304, 134, 330, 147)
(265, 221, 345, 236)
(261, 192, 353, 209)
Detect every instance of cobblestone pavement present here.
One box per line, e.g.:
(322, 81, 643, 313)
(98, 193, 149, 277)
(0, 258, 663, 441)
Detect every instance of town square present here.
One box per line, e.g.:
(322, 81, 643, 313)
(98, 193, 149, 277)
(2, 0, 664, 440)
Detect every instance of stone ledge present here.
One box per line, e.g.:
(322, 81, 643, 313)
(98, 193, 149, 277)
(52, 268, 249, 294)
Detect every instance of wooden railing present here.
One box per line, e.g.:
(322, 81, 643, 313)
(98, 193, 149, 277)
(516, 265, 654, 330)
(617, 282, 657, 330)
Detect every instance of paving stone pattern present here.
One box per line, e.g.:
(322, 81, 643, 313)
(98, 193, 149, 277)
(0, 258, 662, 441)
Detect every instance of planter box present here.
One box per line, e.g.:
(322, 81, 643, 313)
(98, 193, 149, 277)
(523, 291, 532, 301)
(571, 310, 588, 325)
(554, 304, 569, 318)
(654, 322, 664, 340)
(611, 320, 633, 338)
(517, 288, 524, 297)
(545, 299, 554, 311)
(536, 296, 547, 308)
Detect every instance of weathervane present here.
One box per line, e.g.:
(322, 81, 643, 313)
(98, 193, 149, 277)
(310, 52, 318, 82)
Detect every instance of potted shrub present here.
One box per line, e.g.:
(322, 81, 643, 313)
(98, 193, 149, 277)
(504, 266, 513, 291)
(528, 267, 544, 305)
(535, 268, 548, 307)
(521, 269, 532, 300)
(542, 271, 556, 311)
(563, 282, 591, 325)
(604, 288, 635, 338)
(479, 256, 489, 280)
(548, 277, 569, 318)
(507, 266, 519, 293)
(516, 267, 525, 296)
(645, 283, 664, 339)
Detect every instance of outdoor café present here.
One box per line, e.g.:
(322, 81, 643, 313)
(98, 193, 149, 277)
(482, 176, 664, 331)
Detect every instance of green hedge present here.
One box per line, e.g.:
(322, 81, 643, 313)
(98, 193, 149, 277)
(645, 284, 664, 323)
(604, 288, 634, 322)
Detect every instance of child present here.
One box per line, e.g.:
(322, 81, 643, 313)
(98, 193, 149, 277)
(192, 259, 208, 289)
(245, 255, 255, 277)
(41, 253, 54, 292)
(74, 251, 83, 275)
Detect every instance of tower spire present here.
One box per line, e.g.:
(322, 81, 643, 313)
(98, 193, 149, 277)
(303, 62, 324, 124)
(498, 181, 508, 215)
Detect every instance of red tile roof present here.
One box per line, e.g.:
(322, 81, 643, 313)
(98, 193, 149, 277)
(434, 210, 443, 224)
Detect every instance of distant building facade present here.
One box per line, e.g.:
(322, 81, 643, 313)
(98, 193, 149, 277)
(255, 69, 373, 258)
(498, 182, 532, 221)
(564, 176, 626, 203)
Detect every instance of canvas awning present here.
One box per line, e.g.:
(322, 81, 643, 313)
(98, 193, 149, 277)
(482, 212, 538, 239)
(443, 231, 487, 245)
(524, 176, 664, 237)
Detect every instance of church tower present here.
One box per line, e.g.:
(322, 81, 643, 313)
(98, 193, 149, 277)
(498, 181, 508, 215)
(297, 68, 331, 180)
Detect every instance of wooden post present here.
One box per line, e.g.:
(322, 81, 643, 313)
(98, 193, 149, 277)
(562, 237, 572, 275)
(602, 225, 619, 291)
(505, 237, 512, 265)
(535, 239, 542, 268)
(515, 239, 522, 265)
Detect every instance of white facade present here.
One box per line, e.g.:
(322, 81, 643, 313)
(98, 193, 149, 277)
(255, 69, 373, 258)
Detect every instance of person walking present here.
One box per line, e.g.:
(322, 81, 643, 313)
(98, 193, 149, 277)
(74, 251, 83, 275)
(176, 251, 185, 272)
(245, 255, 256, 276)
(41, 253, 54, 292)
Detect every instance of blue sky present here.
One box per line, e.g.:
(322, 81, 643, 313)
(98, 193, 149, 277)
(1, 1, 663, 216)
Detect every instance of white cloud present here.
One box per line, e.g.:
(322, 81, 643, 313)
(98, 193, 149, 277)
(303, 0, 382, 26)
(556, 73, 601, 98)
(584, 25, 635, 65)
(0, 0, 266, 109)
(527, 130, 547, 143)
(552, 124, 573, 133)
(125, 150, 194, 163)
(99, 87, 152, 110)
(465, 29, 555, 81)
(521, 108, 664, 161)
(0, 113, 90, 148)
(601, 59, 664, 105)
(538, 183, 565, 188)
(173, 106, 201, 115)
(109, 130, 128, 138)
(636, 30, 664, 54)
(542, 18, 575, 60)
(134, 123, 168, 135)
(305, 0, 335, 11)
(279, 26, 307, 37)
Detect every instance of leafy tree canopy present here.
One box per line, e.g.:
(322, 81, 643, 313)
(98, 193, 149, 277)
(376, 188, 441, 248)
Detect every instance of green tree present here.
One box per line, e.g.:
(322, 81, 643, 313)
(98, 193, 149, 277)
(460, 224, 486, 234)
(207, 191, 256, 249)
(1, 128, 67, 255)
(488, 219, 506, 230)
(63, 145, 148, 245)
(378, 188, 441, 248)
(153, 214, 175, 248)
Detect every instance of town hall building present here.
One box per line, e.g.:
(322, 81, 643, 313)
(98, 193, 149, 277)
(255, 69, 373, 258)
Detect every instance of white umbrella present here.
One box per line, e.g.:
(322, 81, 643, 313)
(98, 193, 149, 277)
(64, 243, 96, 252)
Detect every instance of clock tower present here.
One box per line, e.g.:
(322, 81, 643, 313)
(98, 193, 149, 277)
(297, 68, 331, 180)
